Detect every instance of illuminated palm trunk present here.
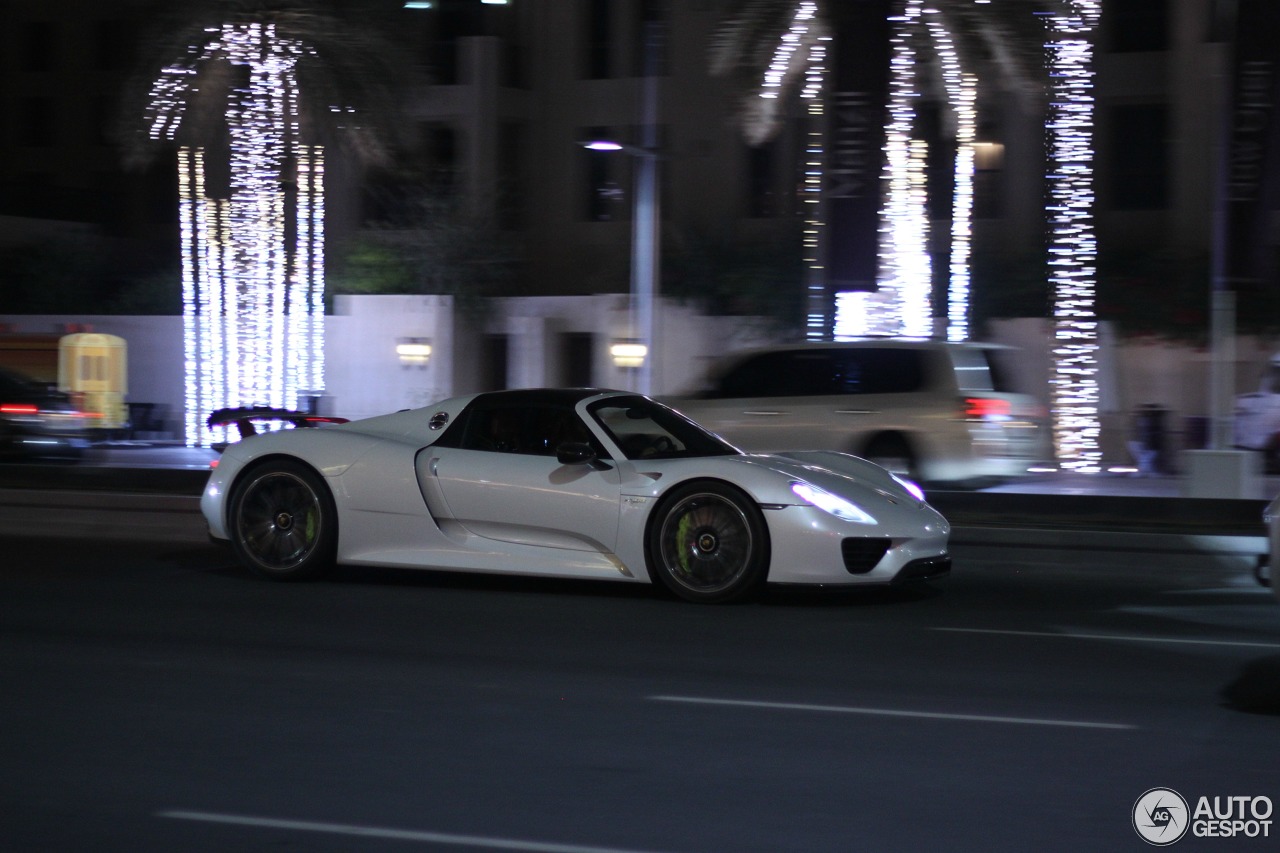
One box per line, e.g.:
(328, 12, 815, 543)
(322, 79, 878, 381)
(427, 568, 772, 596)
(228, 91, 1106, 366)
(1045, 2, 1101, 471)
(865, 0, 932, 339)
(924, 12, 976, 343)
(155, 22, 326, 446)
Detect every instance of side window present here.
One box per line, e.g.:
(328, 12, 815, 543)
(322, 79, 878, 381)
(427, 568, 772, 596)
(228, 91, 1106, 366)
(715, 351, 834, 398)
(449, 403, 599, 456)
(715, 353, 791, 398)
(463, 405, 526, 452)
(832, 349, 925, 395)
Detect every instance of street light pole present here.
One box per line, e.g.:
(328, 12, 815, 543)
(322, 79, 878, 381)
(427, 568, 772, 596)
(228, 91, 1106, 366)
(581, 16, 662, 395)
(583, 138, 659, 396)
(632, 16, 661, 397)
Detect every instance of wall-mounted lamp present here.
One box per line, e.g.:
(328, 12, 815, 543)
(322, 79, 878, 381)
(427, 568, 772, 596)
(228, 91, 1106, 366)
(610, 342, 647, 369)
(396, 338, 432, 366)
(973, 141, 1005, 171)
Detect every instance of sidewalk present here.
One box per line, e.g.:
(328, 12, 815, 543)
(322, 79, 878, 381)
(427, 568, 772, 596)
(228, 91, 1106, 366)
(983, 470, 1279, 501)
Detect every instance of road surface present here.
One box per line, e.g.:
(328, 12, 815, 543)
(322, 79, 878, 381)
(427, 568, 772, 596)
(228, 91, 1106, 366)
(1, 510, 1277, 851)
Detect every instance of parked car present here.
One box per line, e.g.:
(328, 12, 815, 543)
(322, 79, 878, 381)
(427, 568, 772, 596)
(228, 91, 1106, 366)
(666, 340, 1048, 488)
(0, 367, 92, 461)
(201, 388, 951, 603)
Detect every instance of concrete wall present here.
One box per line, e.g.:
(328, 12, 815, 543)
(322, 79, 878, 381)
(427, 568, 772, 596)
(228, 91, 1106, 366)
(988, 318, 1280, 465)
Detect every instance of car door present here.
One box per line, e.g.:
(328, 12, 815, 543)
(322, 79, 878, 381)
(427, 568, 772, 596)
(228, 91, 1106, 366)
(420, 402, 622, 553)
(685, 350, 846, 451)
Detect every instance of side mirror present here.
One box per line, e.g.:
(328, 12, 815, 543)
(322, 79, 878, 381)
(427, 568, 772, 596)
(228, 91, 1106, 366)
(556, 441, 611, 470)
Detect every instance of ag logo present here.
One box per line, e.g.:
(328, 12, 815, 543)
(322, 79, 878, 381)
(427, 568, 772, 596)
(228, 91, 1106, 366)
(1134, 788, 1190, 845)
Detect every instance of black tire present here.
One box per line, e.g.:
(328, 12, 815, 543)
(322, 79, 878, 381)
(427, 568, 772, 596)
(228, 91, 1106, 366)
(861, 434, 919, 482)
(646, 481, 769, 604)
(228, 459, 337, 580)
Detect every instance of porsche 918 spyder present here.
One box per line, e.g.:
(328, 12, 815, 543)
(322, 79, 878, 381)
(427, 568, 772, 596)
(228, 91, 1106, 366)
(201, 389, 951, 603)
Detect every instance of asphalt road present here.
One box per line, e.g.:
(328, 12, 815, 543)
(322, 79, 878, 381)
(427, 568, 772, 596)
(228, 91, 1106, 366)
(2, 513, 1279, 852)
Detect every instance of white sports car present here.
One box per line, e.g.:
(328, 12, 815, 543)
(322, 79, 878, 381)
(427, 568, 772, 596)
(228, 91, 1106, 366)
(201, 389, 951, 603)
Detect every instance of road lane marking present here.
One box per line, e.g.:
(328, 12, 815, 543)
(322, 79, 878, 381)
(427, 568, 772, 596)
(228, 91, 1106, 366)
(647, 695, 1134, 730)
(933, 626, 1280, 650)
(157, 810, 677, 853)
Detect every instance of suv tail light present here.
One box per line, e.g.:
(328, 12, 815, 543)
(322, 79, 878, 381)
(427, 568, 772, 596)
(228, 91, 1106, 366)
(0, 403, 40, 415)
(962, 396, 1011, 421)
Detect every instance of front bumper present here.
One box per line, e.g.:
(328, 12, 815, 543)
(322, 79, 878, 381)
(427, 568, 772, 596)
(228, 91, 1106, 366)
(763, 503, 950, 586)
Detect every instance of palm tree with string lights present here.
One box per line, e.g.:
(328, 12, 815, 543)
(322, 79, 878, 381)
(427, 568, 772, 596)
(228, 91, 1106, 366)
(710, 0, 1103, 472)
(118, 0, 417, 447)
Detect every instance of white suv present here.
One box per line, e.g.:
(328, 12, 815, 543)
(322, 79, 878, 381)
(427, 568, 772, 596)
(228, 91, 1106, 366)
(668, 340, 1047, 488)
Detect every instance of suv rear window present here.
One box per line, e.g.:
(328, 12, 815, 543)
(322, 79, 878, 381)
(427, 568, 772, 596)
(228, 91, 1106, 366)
(711, 348, 926, 398)
(950, 347, 1015, 393)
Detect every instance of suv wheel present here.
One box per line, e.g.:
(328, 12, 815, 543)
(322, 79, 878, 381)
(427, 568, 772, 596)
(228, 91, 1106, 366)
(861, 434, 919, 482)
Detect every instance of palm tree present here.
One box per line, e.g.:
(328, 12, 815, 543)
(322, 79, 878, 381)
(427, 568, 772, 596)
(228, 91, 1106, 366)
(119, 1, 417, 446)
(711, 0, 1102, 470)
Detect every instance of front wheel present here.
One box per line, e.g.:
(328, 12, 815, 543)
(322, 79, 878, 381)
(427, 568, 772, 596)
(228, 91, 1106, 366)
(228, 459, 337, 580)
(647, 482, 769, 604)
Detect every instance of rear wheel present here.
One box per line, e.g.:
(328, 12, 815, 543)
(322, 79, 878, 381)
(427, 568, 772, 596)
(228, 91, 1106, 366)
(228, 459, 336, 580)
(647, 482, 769, 604)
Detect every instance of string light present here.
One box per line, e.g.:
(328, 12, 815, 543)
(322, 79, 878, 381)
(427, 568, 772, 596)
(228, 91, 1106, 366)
(838, 0, 931, 340)
(756, 1, 831, 339)
(148, 23, 326, 446)
(924, 9, 976, 342)
(1045, 1, 1102, 471)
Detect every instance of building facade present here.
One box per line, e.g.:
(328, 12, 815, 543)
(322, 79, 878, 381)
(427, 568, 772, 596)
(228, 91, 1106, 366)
(0, 0, 1267, 361)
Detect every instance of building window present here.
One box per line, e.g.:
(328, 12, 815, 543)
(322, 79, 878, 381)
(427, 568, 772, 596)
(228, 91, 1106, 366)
(560, 333, 594, 386)
(94, 20, 129, 72)
(972, 141, 1005, 219)
(1108, 0, 1169, 53)
(422, 123, 458, 193)
(584, 0, 612, 79)
(746, 144, 777, 218)
(498, 121, 523, 230)
(581, 127, 626, 221)
(483, 334, 509, 390)
(23, 22, 56, 72)
(634, 0, 667, 77)
(21, 98, 56, 147)
(1108, 105, 1168, 210)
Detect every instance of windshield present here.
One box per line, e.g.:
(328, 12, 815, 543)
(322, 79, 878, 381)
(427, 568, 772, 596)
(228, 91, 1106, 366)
(588, 396, 739, 460)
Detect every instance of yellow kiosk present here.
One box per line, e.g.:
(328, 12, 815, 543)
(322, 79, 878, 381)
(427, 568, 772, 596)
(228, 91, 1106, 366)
(58, 333, 128, 431)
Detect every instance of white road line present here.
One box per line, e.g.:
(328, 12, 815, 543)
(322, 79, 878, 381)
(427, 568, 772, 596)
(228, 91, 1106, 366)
(157, 810, 676, 853)
(933, 626, 1280, 649)
(647, 695, 1134, 731)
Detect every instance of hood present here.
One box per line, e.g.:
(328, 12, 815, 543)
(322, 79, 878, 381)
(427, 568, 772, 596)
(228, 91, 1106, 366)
(748, 450, 922, 503)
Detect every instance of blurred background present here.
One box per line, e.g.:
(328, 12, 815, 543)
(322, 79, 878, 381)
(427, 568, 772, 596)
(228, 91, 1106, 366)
(0, 0, 1276, 481)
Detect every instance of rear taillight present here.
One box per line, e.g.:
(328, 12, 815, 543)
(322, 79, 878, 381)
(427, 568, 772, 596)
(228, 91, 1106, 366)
(962, 397, 1012, 420)
(0, 403, 40, 415)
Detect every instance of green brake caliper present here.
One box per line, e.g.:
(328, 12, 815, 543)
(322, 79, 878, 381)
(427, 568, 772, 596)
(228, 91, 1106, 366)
(675, 511, 695, 576)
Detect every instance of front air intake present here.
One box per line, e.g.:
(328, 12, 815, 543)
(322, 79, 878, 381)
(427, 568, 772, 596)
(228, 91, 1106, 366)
(841, 538, 892, 574)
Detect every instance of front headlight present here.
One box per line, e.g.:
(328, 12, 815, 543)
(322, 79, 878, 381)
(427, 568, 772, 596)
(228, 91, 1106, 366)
(791, 481, 877, 524)
(890, 473, 926, 503)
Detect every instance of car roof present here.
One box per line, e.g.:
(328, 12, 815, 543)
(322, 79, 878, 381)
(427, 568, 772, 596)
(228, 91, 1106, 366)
(468, 388, 628, 407)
